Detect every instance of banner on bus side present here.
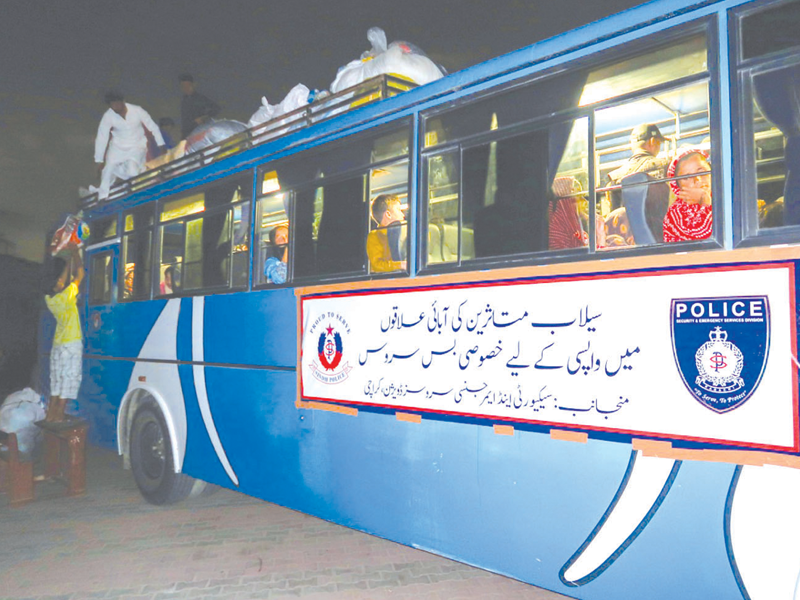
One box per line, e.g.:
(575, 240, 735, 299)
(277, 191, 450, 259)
(299, 263, 798, 453)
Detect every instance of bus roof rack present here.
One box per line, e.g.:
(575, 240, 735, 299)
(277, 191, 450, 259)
(81, 74, 417, 209)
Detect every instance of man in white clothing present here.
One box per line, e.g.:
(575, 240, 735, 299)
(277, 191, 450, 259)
(94, 91, 165, 199)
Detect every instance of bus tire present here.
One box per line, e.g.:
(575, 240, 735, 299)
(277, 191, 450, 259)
(130, 403, 194, 505)
(197, 482, 222, 497)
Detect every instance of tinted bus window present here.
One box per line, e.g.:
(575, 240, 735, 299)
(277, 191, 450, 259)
(750, 64, 798, 229)
(741, 0, 800, 60)
(89, 252, 113, 305)
(157, 175, 252, 295)
(294, 176, 368, 278)
(735, 0, 800, 235)
(88, 215, 118, 244)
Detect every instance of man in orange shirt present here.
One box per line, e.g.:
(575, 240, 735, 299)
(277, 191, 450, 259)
(367, 194, 407, 273)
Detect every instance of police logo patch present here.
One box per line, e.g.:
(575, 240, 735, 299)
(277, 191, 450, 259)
(308, 314, 353, 385)
(671, 296, 770, 413)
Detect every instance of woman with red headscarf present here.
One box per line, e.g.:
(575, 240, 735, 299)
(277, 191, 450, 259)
(662, 149, 712, 242)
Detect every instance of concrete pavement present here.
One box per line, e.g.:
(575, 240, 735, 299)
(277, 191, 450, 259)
(0, 445, 575, 600)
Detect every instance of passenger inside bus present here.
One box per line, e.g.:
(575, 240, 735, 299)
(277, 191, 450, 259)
(601, 123, 673, 247)
(264, 224, 289, 284)
(663, 148, 712, 242)
(160, 266, 176, 295)
(607, 124, 672, 202)
(123, 264, 135, 299)
(367, 194, 407, 273)
(548, 176, 605, 250)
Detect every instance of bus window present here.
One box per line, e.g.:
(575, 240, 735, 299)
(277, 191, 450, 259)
(231, 202, 251, 288)
(88, 215, 118, 245)
(422, 29, 711, 263)
(159, 221, 184, 296)
(579, 34, 707, 106)
(752, 82, 792, 229)
(424, 119, 590, 266)
(734, 1, 800, 236)
(157, 176, 251, 295)
(548, 117, 592, 251)
(88, 252, 113, 305)
(423, 69, 587, 149)
(741, 0, 800, 60)
(467, 130, 550, 259)
(595, 81, 711, 247)
(121, 204, 153, 301)
(294, 176, 367, 279)
(426, 151, 460, 265)
(183, 210, 231, 291)
(367, 161, 408, 274)
(253, 122, 410, 284)
(256, 192, 290, 286)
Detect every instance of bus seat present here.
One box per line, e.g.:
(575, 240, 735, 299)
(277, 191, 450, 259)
(441, 223, 459, 262)
(620, 172, 669, 245)
(427, 223, 443, 264)
(461, 227, 475, 261)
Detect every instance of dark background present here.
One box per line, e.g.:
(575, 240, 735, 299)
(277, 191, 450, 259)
(0, 0, 646, 395)
(0, 0, 646, 262)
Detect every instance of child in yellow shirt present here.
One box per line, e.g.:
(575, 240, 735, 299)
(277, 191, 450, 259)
(44, 247, 84, 422)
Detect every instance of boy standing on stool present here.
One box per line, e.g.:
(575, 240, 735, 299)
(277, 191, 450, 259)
(44, 247, 84, 422)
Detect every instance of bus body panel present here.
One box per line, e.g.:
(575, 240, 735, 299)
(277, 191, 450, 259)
(62, 0, 800, 597)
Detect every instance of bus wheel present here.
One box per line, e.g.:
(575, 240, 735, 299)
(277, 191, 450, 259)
(130, 404, 194, 505)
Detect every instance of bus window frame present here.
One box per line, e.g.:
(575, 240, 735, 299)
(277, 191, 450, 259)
(88, 249, 115, 306)
(253, 190, 293, 289)
(154, 173, 253, 298)
(731, 0, 800, 247)
(88, 214, 119, 245)
(119, 202, 156, 304)
(417, 17, 722, 276)
(252, 119, 413, 289)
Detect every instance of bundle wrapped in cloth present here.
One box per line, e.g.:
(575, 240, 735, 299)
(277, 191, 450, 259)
(248, 83, 312, 128)
(0, 388, 45, 456)
(185, 119, 249, 154)
(330, 27, 446, 94)
(49, 213, 89, 257)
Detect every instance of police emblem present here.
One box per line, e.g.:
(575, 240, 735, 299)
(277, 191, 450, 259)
(671, 296, 770, 413)
(318, 325, 343, 371)
(308, 317, 353, 385)
(694, 327, 744, 394)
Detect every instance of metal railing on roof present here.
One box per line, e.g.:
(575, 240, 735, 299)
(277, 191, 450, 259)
(81, 74, 417, 208)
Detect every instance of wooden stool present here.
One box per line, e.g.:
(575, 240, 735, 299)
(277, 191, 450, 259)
(35, 418, 89, 497)
(0, 430, 35, 506)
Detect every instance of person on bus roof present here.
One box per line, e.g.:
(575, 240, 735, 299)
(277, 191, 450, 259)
(43, 247, 84, 422)
(179, 74, 221, 139)
(94, 91, 165, 200)
(662, 148, 712, 242)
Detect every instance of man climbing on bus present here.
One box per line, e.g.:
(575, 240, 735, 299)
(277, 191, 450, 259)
(94, 91, 165, 200)
(367, 194, 407, 273)
(43, 247, 84, 422)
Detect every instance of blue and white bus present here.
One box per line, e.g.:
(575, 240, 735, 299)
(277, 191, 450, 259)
(55, 0, 800, 597)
